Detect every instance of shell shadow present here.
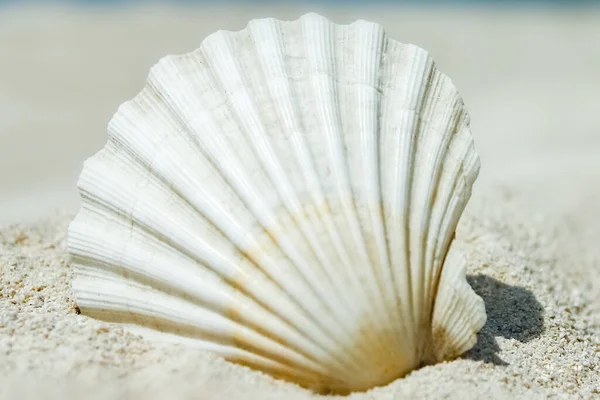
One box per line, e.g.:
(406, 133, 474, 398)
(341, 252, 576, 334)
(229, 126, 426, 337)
(464, 274, 544, 366)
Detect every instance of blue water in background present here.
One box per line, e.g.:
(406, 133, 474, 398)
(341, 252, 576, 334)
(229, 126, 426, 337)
(1, 0, 599, 5)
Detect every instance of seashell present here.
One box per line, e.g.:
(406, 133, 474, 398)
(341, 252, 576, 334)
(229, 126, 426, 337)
(68, 13, 487, 393)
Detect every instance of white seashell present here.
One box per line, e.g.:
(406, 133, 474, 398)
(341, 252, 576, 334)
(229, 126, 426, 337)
(68, 13, 487, 393)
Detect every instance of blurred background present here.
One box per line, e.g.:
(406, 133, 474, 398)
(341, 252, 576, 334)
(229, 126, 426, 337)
(0, 0, 599, 225)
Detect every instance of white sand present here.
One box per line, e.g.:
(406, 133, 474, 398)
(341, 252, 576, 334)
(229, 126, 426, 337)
(1, 4, 599, 399)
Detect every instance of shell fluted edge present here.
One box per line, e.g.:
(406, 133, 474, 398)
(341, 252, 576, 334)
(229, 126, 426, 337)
(68, 12, 487, 393)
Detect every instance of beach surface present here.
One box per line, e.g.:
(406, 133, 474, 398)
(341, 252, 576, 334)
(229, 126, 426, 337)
(1, 5, 599, 399)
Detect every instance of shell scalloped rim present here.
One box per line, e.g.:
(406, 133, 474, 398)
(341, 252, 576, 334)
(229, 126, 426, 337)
(68, 12, 487, 394)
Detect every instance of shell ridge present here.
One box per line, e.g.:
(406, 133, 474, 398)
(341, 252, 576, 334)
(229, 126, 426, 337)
(244, 23, 384, 376)
(127, 325, 332, 388)
(272, 21, 409, 362)
(303, 16, 396, 369)
(145, 48, 356, 353)
(424, 109, 474, 323)
(403, 48, 436, 350)
(192, 27, 384, 376)
(408, 65, 449, 359)
(150, 34, 382, 376)
(228, 23, 365, 333)
(414, 76, 466, 355)
(361, 23, 410, 359)
(247, 18, 361, 304)
(74, 145, 356, 371)
(429, 247, 486, 361)
(429, 167, 476, 311)
(245, 18, 376, 372)
(69, 13, 488, 393)
(369, 33, 422, 363)
(199, 28, 369, 356)
(384, 45, 435, 360)
(248, 18, 381, 374)
(330, 21, 394, 365)
(300, 16, 382, 363)
(74, 272, 332, 379)
(377, 36, 417, 361)
(75, 238, 342, 382)
(377, 41, 410, 359)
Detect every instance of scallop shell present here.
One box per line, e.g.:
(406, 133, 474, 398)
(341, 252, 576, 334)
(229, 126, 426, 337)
(68, 13, 487, 393)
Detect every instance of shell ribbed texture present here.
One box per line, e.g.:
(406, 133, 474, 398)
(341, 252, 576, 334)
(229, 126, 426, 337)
(68, 13, 486, 393)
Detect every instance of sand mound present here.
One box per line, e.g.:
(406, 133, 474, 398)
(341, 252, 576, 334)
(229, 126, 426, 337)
(1, 183, 598, 399)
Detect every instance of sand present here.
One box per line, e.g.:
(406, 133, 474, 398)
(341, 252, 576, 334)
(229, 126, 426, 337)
(1, 4, 599, 400)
